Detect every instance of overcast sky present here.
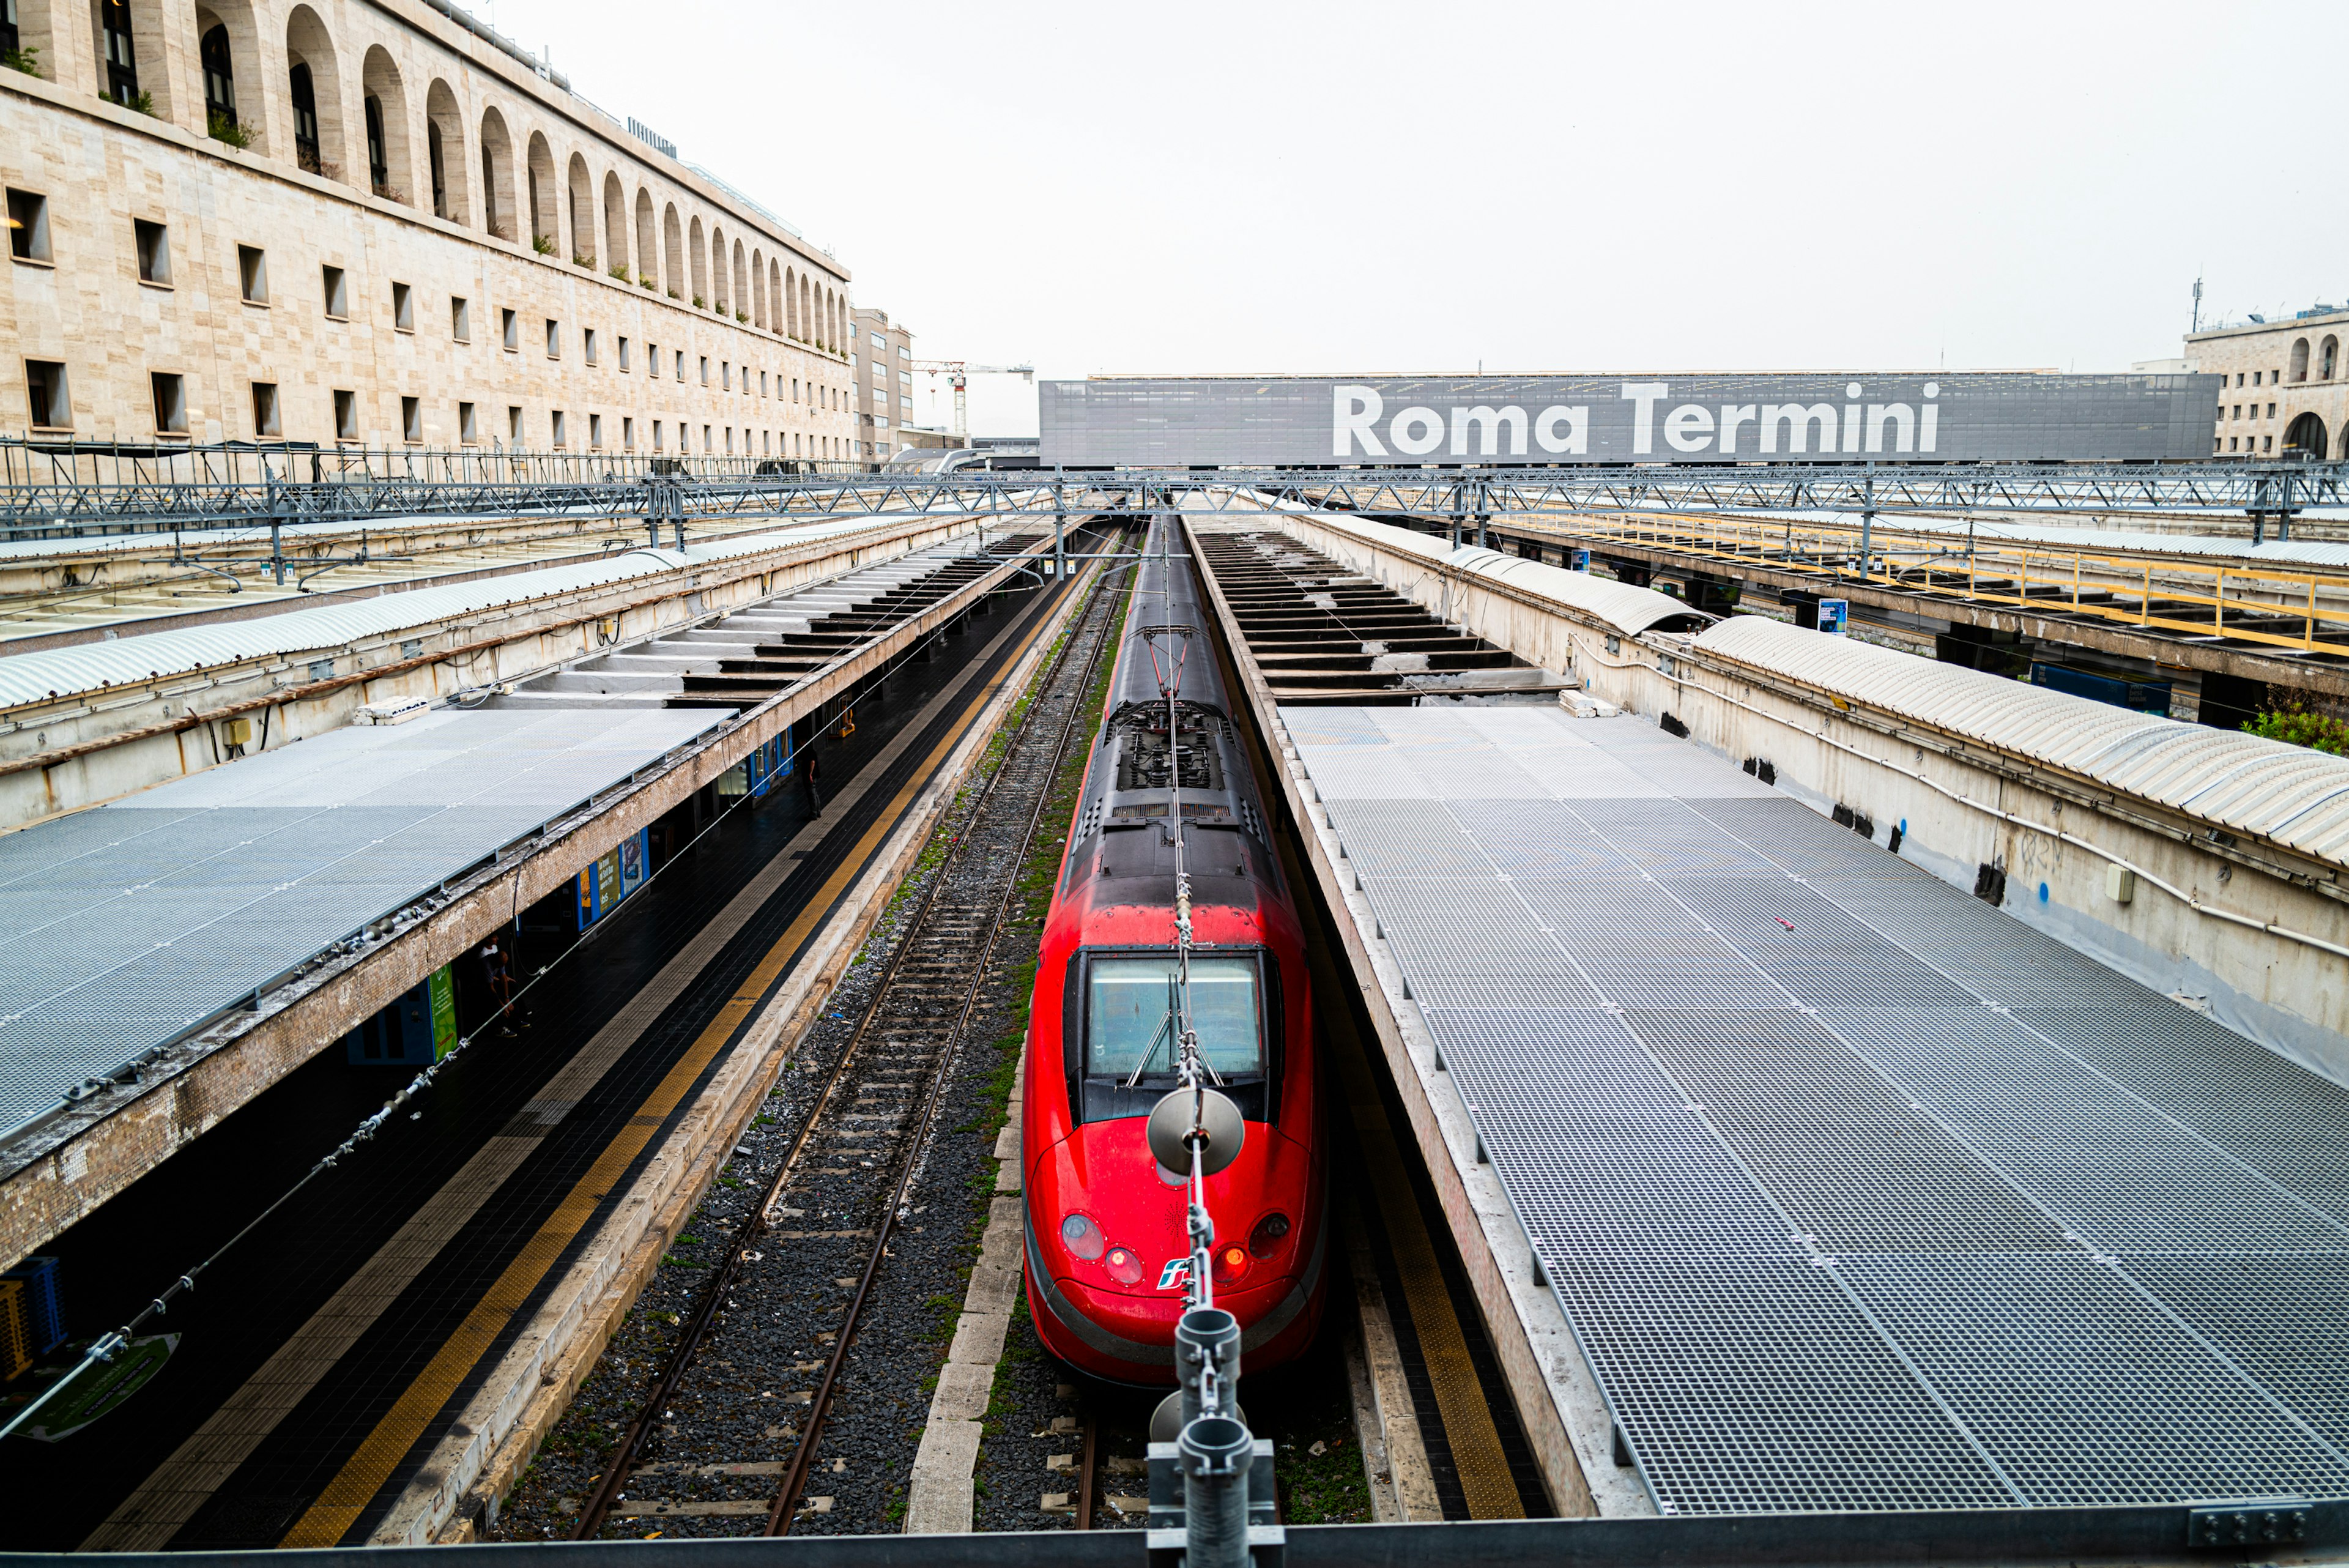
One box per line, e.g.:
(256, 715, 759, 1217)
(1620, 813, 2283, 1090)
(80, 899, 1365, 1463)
(488, 0, 2349, 436)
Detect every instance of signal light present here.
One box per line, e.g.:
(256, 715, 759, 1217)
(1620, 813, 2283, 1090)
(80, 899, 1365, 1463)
(1104, 1246, 1143, 1286)
(1213, 1246, 1250, 1285)
(1060, 1213, 1105, 1260)
(1249, 1211, 1292, 1260)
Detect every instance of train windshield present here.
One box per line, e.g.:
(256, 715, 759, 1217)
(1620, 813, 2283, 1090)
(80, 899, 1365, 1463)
(1085, 956, 1262, 1080)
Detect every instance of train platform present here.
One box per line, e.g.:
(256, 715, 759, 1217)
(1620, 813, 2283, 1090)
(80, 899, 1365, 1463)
(1278, 701, 2349, 1515)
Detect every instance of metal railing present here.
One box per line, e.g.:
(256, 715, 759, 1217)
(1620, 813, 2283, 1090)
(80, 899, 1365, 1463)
(1504, 508, 2349, 657)
(9, 459, 2349, 541)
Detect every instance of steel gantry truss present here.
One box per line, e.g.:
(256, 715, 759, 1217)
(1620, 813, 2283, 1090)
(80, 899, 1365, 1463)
(6, 460, 2349, 540)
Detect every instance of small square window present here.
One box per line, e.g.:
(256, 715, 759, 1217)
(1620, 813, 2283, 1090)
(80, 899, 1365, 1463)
(700, 355, 710, 386)
(653, 418, 664, 451)
(452, 295, 471, 341)
(7, 190, 51, 262)
(151, 371, 187, 433)
(551, 409, 567, 448)
(333, 388, 357, 440)
(251, 381, 281, 437)
(546, 318, 560, 359)
(760, 370, 769, 397)
(392, 281, 414, 331)
(2254, 371, 2263, 387)
(792, 377, 800, 401)
(722, 360, 732, 390)
(134, 218, 170, 285)
(322, 264, 348, 320)
(589, 412, 603, 448)
(584, 327, 598, 366)
(675, 349, 685, 381)
(402, 395, 421, 443)
(618, 336, 631, 373)
(2268, 403, 2276, 418)
(24, 360, 70, 428)
(502, 308, 519, 351)
(702, 423, 712, 451)
(508, 405, 522, 440)
(459, 400, 478, 444)
(623, 416, 636, 449)
(239, 245, 268, 304)
(2264, 435, 2273, 452)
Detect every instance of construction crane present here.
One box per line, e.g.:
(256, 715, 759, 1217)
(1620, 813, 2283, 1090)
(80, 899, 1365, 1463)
(909, 360, 1034, 439)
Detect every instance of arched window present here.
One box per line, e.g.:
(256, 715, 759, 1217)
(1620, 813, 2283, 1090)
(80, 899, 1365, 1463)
(358, 47, 409, 201)
(2290, 338, 2310, 383)
(291, 64, 321, 169)
(98, 0, 139, 106)
(364, 95, 387, 191)
(284, 6, 344, 180)
(603, 171, 627, 277)
(425, 79, 467, 221)
(525, 132, 557, 249)
(566, 152, 594, 264)
(201, 24, 236, 128)
(751, 249, 765, 330)
(636, 188, 658, 286)
(2285, 412, 2328, 459)
(708, 225, 725, 311)
(784, 267, 798, 338)
(732, 240, 747, 322)
(662, 204, 684, 299)
(2323, 336, 2339, 381)
(769, 260, 781, 333)
(479, 107, 515, 237)
(689, 217, 708, 307)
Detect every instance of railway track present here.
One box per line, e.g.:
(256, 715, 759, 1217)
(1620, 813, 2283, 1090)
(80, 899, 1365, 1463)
(555, 528, 1134, 1540)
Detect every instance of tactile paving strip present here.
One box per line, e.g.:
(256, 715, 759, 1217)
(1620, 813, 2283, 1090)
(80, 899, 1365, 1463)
(1286, 703, 2349, 1513)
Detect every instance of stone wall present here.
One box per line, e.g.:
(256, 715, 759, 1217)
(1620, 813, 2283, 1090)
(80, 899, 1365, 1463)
(2, 0, 866, 460)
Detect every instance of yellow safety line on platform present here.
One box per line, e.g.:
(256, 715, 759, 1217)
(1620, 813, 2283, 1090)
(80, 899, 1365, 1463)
(278, 628, 1033, 1549)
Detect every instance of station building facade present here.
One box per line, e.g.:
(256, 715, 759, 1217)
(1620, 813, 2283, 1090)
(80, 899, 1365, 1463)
(2181, 307, 2349, 459)
(2, 0, 865, 463)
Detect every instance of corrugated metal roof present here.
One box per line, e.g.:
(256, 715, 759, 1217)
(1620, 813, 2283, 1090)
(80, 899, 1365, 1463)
(0, 515, 927, 710)
(1693, 615, 2349, 867)
(1444, 542, 1710, 637)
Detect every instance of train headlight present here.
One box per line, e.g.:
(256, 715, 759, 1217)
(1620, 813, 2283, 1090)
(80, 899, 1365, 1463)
(1060, 1212, 1105, 1261)
(1212, 1245, 1250, 1286)
(1103, 1245, 1143, 1286)
(1249, 1211, 1292, 1260)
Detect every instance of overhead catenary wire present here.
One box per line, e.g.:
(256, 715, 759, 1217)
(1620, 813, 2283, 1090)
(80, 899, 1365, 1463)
(0, 561, 1038, 1445)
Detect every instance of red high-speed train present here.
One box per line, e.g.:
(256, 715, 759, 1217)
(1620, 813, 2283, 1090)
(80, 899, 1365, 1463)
(1020, 517, 1327, 1385)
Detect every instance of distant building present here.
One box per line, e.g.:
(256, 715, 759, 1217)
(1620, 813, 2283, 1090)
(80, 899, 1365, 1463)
(2181, 306, 2349, 458)
(850, 305, 916, 466)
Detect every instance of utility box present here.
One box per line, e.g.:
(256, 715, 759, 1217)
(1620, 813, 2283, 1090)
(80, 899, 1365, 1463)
(2107, 863, 2137, 905)
(345, 966, 458, 1065)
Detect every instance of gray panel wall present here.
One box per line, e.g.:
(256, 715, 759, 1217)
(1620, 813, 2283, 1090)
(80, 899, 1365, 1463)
(1039, 374, 2221, 467)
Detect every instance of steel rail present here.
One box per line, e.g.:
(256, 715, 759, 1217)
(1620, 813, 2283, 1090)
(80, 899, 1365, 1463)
(764, 533, 1130, 1536)
(565, 527, 1121, 1539)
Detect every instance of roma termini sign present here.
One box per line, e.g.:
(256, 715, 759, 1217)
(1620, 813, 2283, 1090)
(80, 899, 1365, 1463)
(1038, 374, 2220, 467)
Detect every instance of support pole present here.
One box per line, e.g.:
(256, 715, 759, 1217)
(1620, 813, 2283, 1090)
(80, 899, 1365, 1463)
(1858, 468, 1876, 584)
(1053, 478, 1067, 580)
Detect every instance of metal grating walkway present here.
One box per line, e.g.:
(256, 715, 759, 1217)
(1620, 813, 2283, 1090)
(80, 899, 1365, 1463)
(1286, 705, 2349, 1515)
(0, 708, 726, 1139)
